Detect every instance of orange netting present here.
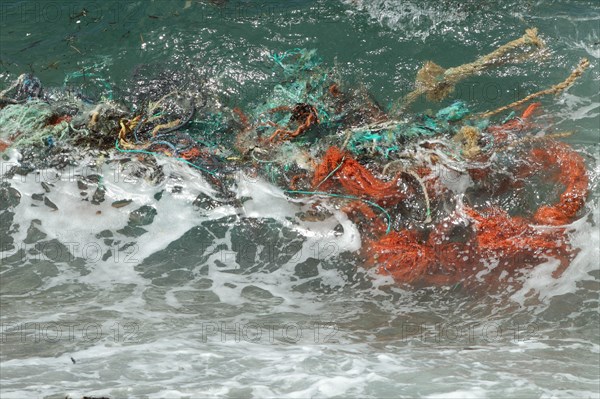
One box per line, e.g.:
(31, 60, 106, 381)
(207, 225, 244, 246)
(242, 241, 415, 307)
(531, 141, 589, 225)
(312, 146, 407, 205)
(180, 147, 203, 160)
(368, 230, 436, 283)
(299, 101, 588, 288)
(465, 207, 569, 278)
(46, 114, 72, 126)
(342, 200, 388, 236)
(366, 206, 571, 286)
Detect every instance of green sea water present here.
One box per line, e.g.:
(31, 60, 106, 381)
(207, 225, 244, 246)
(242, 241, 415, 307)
(1, 0, 598, 140)
(1, 1, 599, 398)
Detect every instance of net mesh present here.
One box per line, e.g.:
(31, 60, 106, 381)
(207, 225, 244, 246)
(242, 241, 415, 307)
(0, 36, 592, 289)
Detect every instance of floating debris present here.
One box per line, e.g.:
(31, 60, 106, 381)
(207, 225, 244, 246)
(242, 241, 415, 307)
(0, 29, 592, 288)
(0, 185, 21, 210)
(43, 197, 58, 211)
(91, 188, 105, 205)
(128, 205, 157, 226)
(111, 199, 133, 208)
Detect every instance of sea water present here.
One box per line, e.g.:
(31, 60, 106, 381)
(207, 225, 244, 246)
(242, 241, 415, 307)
(1, 1, 599, 397)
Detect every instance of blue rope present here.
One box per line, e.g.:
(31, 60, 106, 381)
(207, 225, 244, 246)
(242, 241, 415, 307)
(149, 140, 179, 155)
(132, 116, 147, 143)
(284, 190, 392, 234)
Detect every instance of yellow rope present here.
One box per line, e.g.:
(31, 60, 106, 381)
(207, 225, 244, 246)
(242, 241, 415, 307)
(151, 119, 181, 136)
(392, 28, 544, 114)
(478, 58, 590, 119)
(454, 125, 481, 158)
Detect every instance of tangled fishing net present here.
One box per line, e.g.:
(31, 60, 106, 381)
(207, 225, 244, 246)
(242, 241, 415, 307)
(0, 29, 593, 290)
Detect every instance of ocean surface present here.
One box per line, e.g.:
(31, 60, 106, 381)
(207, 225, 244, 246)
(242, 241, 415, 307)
(1, 0, 599, 398)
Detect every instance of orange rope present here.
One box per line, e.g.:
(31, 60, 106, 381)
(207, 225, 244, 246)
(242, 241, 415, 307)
(487, 102, 541, 141)
(269, 103, 319, 143)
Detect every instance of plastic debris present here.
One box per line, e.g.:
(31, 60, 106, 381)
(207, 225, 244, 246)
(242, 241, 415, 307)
(0, 33, 592, 290)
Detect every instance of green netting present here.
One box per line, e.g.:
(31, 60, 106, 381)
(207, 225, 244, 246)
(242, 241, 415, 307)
(250, 48, 338, 138)
(63, 70, 114, 101)
(0, 101, 71, 148)
(272, 48, 323, 76)
(0, 49, 505, 181)
(346, 102, 471, 158)
(435, 101, 470, 122)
